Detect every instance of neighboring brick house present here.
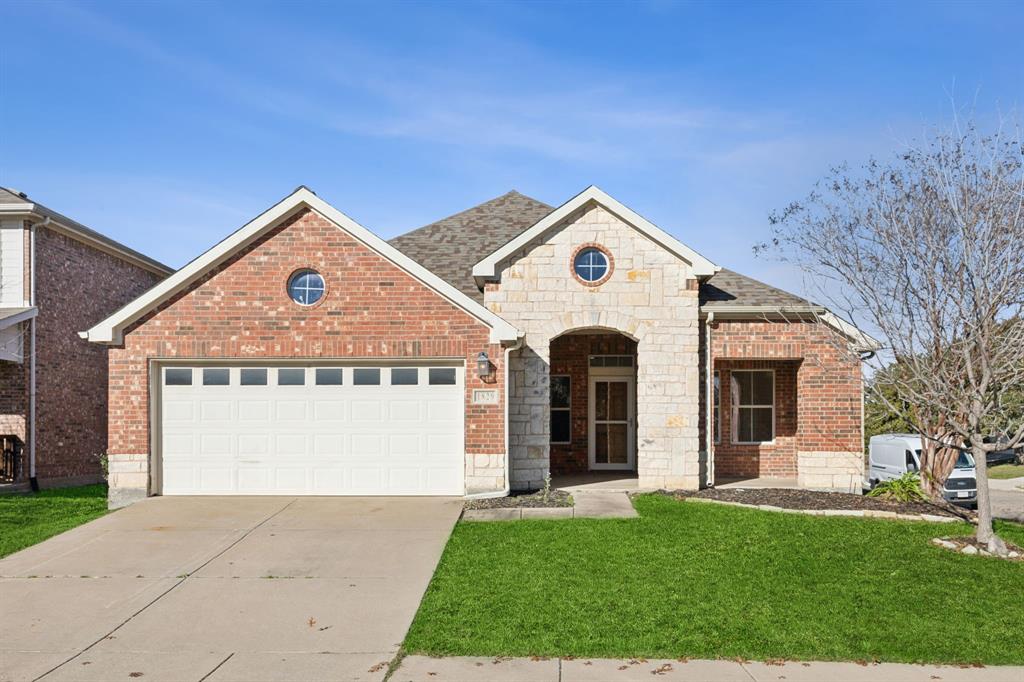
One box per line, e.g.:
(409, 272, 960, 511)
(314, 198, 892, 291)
(84, 185, 873, 508)
(0, 188, 171, 488)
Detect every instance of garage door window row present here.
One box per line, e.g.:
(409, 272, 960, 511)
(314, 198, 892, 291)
(164, 366, 458, 387)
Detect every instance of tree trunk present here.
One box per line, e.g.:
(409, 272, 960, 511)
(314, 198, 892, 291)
(973, 443, 1008, 555)
(919, 440, 958, 499)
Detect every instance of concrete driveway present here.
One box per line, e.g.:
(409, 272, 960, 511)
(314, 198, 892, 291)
(0, 496, 462, 682)
(991, 477, 1024, 523)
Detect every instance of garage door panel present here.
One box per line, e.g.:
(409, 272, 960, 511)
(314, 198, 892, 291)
(238, 434, 270, 456)
(163, 433, 196, 457)
(238, 400, 270, 422)
(273, 433, 309, 457)
(200, 401, 233, 422)
(164, 400, 195, 421)
(237, 467, 270, 492)
(350, 434, 383, 456)
(426, 433, 460, 456)
(389, 400, 422, 421)
(312, 468, 345, 492)
(200, 433, 233, 457)
(160, 363, 465, 496)
(198, 466, 233, 492)
(427, 401, 460, 421)
(273, 468, 308, 491)
(426, 468, 461, 494)
(350, 400, 383, 422)
(314, 434, 345, 457)
(314, 400, 346, 421)
(350, 468, 384, 493)
(387, 434, 420, 457)
(275, 400, 307, 421)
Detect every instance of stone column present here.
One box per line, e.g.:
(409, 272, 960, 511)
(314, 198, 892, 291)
(509, 341, 550, 490)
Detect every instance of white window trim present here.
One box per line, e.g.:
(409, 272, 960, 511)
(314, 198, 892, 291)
(713, 370, 721, 445)
(550, 374, 572, 444)
(729, 369, 775, 445)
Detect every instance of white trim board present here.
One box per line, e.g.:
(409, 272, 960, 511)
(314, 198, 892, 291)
(82, 187, 521, 345)
(472, 185, 720, 281)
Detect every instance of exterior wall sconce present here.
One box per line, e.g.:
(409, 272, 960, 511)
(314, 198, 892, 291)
(476, 351, 492, 378)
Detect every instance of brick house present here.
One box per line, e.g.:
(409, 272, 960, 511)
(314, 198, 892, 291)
(0, 188, 171, 489)
(84, 186, 873, 508)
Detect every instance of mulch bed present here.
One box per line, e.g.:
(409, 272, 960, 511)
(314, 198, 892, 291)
(465, 490, 573, 510)
(659, 487, 965, 519)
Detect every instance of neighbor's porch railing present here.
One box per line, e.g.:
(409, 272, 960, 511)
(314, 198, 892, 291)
(1, 435, 23, 483)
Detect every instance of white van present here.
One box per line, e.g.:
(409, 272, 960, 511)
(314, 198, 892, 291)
(866, 434, 977, 508)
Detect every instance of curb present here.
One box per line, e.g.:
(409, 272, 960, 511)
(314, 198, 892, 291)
(682, 496, 961, 523)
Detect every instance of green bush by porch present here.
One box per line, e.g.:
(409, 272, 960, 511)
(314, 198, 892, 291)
(405, 494, 1024, 665)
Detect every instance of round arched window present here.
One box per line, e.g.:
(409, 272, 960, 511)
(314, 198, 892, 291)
(573, 247, 610, 283)
(287, 269, 325, 306)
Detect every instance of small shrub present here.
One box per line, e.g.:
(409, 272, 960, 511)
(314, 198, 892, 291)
(867, 472, 929, 502)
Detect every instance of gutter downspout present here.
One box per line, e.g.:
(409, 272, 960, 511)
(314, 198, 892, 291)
(705, 312, 714, 488)
(464, 335, 522, 500)
(28, 217, 48, 491)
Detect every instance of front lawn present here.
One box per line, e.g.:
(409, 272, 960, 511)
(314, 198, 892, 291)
(405, 494, 1024, 665)
(0, 484, 108, 559)
(989, 463, 1024, 480)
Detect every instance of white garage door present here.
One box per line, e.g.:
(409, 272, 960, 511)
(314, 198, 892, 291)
(159, 364, 465, 495)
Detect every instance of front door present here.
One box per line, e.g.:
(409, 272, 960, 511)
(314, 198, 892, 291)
(588, 376, 636, 470)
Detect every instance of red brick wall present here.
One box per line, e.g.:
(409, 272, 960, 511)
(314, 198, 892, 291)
(108, 207, 505, 460)
(33, 227, 164, 481)
(707, 319, 862, 479)
(549, 332, 636, 474)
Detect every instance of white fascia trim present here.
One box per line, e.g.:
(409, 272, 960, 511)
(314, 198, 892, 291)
(820, 311, 882, 352)
(0, 204, 172, 277)
(83, 187, 520, 345)
(472, 185, 720, 280)
(699, 304, 881, 352)
(0, 307, 38, 331)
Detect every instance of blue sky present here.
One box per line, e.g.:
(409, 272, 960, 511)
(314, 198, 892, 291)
(2, 0, 1021, 295)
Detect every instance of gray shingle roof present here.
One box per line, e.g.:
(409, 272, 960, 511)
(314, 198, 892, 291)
(0, 188, 30, 204)
(389, 191, 553, 302)
(388, 190, 812, 312)
(700, 268, 819, 309)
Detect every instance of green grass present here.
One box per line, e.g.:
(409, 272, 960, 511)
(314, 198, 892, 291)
(405, 494, 1024, 665)
(988, 463, 1024, 480)
(0, 484, 108, 558)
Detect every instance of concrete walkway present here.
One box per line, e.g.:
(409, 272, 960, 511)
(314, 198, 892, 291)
(393, 655, 1024, 681)
(0, 496, 462, 682)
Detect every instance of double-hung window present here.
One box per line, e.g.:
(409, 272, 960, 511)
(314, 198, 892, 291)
(730, 370, 774, 443)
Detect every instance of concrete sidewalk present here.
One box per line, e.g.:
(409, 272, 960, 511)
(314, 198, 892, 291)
(393, 655, 1024, 681)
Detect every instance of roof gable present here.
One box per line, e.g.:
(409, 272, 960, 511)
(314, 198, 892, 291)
(472, 186, 719, 281)
(389, 191, 552, 302)
(83, 187, 520, 344)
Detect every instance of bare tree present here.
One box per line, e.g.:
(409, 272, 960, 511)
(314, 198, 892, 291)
(763, 114, 1024, 555)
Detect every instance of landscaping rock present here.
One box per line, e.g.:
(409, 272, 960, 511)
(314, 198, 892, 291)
(961, 544, 979, 555)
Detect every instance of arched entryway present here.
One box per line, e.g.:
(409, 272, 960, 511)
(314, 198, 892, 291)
(548, 329, 638, 476)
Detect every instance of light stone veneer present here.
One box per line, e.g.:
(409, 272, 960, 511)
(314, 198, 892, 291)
(797, 451, 864, 492)
(465, 453, 505, 495)
(107, 452, 149, 509)
(485, 201, 702, 490)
